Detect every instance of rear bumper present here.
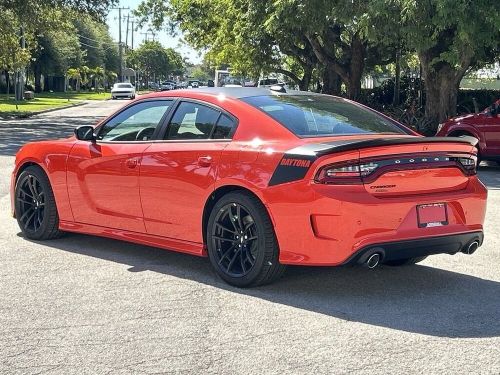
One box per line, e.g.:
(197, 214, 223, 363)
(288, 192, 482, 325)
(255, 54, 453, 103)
(342, 231, 484, 266)
(266, 175, 487, 266)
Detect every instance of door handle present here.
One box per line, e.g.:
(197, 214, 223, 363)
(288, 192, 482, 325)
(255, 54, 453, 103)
(125, 158, 138, 169)
(198, 156, 213, 167)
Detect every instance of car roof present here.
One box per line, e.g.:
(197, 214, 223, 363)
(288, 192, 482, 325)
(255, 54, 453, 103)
(147, 87, 323, 100)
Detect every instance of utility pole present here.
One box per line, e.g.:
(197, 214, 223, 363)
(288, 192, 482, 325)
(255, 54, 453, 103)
(140, 31, 150, 42)
(125, 14, 130, 48)
(149, 28, 156, 42)
(131, 19, 135, 50)
(111, 6, 130, 82)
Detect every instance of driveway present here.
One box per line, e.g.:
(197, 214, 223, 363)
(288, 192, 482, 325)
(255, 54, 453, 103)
(1, 101, 499, 374)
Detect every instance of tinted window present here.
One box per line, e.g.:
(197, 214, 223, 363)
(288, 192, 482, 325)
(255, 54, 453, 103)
(98, 100, 172, 141)
(166, 102, 220, 140)
(241, 95, 409, 137)
(212, 114, 236, 139)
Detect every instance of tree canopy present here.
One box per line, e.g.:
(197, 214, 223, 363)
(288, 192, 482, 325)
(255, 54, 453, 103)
(135, 0, 500, 128)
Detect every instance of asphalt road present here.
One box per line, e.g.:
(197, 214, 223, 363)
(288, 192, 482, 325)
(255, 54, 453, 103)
(1, 100, 499, 374)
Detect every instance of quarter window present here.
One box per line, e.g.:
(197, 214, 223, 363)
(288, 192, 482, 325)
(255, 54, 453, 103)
(98, 100, 172, 142)
(166, 102, 220, 140)
(212, 114, 236, 139)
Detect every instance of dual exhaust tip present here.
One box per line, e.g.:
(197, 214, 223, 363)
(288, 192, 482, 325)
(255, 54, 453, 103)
(361, 239, 480, 269)
(365, 253, 381, 269)
(462, 240, 479, 255)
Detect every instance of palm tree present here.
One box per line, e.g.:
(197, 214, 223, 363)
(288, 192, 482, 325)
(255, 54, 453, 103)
(66, 68, 81, 91)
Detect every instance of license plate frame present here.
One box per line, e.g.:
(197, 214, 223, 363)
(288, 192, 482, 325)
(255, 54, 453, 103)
(416, 203, 448, 228)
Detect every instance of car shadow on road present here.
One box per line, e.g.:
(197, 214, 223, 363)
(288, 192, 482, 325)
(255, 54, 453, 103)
(20, 231, 500, 339)
(478, 163, 500, 190)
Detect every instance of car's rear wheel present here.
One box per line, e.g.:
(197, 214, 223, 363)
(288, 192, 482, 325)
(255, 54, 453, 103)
(207, 191, 285, 287)
(384, 256, 427, 266)
(15, 166, 63, 240)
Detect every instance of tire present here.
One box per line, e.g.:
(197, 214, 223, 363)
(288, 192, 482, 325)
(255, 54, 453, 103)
(384, 256, 427, 266)
(14, 165, 63, 240)
(206, 191, 286, 287)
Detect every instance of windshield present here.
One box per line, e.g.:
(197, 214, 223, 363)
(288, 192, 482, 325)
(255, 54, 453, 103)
(115, 83, 132, 88)
(241, 94, 409, 137)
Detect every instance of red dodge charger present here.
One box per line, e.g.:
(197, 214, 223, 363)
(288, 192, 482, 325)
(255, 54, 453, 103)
(11, 88, 487, 287)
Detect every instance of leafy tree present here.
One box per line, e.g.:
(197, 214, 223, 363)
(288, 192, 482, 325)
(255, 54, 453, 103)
(0, 0, 117, 94)
(0, 8, 32, 95)
(394, 0, 500, 126)
(128, 41, 172, 82)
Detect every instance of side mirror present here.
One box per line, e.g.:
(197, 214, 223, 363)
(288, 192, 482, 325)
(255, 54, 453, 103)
(74, 125, 96, 141)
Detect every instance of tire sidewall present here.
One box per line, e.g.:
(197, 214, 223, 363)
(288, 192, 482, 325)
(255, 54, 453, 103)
(15, 167, 55, 240)
(207, 193, 274, 287)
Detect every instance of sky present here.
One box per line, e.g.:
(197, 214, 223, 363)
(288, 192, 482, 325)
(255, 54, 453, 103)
(106, 0, 203, 64)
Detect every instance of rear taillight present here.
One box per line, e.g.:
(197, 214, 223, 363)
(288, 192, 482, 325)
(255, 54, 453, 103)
(315, 162, 378, 184)
(315, 154, 477, 184)
(451, 156, 477, 175)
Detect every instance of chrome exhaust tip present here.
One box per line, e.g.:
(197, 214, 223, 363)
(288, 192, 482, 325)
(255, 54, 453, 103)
(463, 240, 479, 255)
(366, 253, 381, 269)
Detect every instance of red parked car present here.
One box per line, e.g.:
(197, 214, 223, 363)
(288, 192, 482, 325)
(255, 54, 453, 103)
(11, 88, 487, 287)
(436, 99, 500, 163)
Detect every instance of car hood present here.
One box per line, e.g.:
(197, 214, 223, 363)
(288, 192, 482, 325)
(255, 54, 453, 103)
(446, 113, 480, 124)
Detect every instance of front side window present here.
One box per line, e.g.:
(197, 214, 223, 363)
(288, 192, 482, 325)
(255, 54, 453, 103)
(98, 100, 172, 141)
(166, 102, 220, 140)
(241, 94, 409, 137)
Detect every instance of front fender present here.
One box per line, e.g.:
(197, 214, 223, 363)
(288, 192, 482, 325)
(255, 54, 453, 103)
(12, 140, 77, 222)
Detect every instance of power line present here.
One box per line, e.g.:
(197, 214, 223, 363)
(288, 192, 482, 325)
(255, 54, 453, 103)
(77, 34, 102, 43)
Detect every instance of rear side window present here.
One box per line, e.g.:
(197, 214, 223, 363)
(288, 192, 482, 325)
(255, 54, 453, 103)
(241, 95, 409, 137)
(166, 102, 220, 140)
(212, 114, 236, 139)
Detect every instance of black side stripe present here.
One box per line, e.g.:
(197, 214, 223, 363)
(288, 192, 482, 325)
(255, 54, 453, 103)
(268, 154, 317, 186)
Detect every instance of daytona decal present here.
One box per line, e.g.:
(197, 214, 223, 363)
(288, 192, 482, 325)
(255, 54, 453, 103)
(268, 154, 316, 186)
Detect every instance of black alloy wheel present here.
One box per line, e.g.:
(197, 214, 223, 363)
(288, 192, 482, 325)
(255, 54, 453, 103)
(15, 166, 63, 240)
(211, 202, 258, 277)
(207, 191, 285, 287)
(16, 173, 45, 232)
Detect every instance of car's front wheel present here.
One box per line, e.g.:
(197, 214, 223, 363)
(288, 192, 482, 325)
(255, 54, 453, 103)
(207, 191, 285, 287)
(15, 166, 63, 240)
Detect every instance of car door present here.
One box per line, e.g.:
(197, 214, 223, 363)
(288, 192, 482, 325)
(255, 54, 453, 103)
(140, 100, 237, 243)
(480, 103, 500, 156)
(66, 99, 174, 233)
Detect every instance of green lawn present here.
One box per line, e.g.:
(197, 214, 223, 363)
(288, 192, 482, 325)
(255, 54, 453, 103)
(460, 78, 500, 90)
(0, 91, 111, 117)
(35, 91, 111, 101)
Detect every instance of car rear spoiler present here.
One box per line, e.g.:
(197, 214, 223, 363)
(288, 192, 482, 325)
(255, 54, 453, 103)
(287, 136, 478, 157)
(268, 136, 478, 186)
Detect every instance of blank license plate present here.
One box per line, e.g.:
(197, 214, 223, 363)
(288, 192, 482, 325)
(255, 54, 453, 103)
(417, 203, 448, 228)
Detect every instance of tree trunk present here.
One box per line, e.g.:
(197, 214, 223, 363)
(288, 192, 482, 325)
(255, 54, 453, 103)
(420, 52, 468, 132)
(322, 64, 342, 95)
(422, 68, 459, 128)
(5, 71, 10, 96)
(34, 63, 42, 93)
(346, 35, 365, 100)
(299, 65, 313, 91)
(393, 48, 401, 106)
(44, 75, 50, 92)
